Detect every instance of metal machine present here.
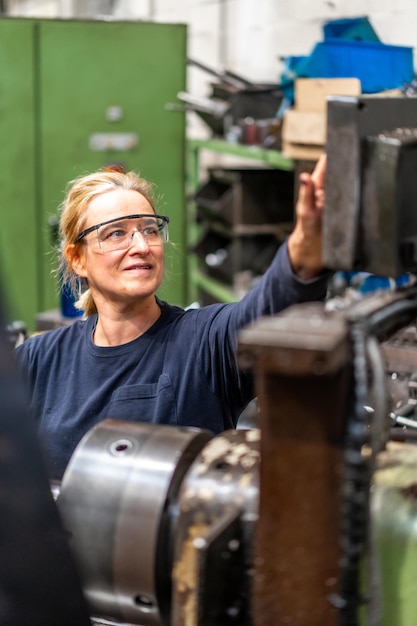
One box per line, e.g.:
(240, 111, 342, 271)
(2, 96, 417, 626)
(55, 420, 259, 626)
(236, 94, 417, 626)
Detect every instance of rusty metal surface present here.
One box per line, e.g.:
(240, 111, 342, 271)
(238, 301, 349, 376)
(238, 303, 351, 626)
(251, 369, 348, 626)
(172, 429, 260, 626)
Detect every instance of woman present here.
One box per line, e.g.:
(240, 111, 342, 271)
(16, 156, 328, 480)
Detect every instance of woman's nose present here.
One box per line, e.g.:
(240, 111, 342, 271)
(128, 228, 150, 251)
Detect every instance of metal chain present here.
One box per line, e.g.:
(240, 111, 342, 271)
(334, 321, 373, 625)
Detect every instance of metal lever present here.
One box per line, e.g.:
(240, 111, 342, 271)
(390, 411, 417, 429)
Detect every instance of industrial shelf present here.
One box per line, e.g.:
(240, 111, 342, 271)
(188, 139, 295, 304)
(189, 139, 294, 187)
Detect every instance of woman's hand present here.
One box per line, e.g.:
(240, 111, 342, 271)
(287, 153, 327, 280)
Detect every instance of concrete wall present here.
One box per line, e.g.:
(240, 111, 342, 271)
(8, 0, 416, 73)
(6, 0, 417, 138)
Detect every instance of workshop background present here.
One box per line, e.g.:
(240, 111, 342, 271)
(1, 0, 417, 332)
(3, 4, 417, 626)
(6, 0, 417, 138)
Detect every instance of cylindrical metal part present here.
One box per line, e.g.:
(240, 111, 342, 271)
(57, 419, 213, 626)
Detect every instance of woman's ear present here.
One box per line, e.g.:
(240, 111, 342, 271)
(65, 243, 87, 278)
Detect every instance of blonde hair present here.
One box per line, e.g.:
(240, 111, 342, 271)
(59, 168, 157, 316)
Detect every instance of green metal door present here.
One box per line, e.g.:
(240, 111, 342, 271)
(0, 18, 39, 328)
(0, 17, 187, 330)
(38, 19, 187, 315)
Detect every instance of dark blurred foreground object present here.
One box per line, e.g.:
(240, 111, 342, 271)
(0, 302, 91, 625)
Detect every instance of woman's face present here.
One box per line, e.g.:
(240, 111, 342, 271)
(71, 188, 165, 311)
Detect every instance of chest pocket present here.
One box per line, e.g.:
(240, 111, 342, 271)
(107, 374, 177, 426)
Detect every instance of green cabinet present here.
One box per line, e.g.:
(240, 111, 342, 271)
(0, 19, 38, 330)
(0, 17, 187, 330)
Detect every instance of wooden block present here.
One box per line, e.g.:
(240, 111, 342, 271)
(282, 141, 324, 161)
(282, 110, 326, 145)
(295, 78, 361, 112)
